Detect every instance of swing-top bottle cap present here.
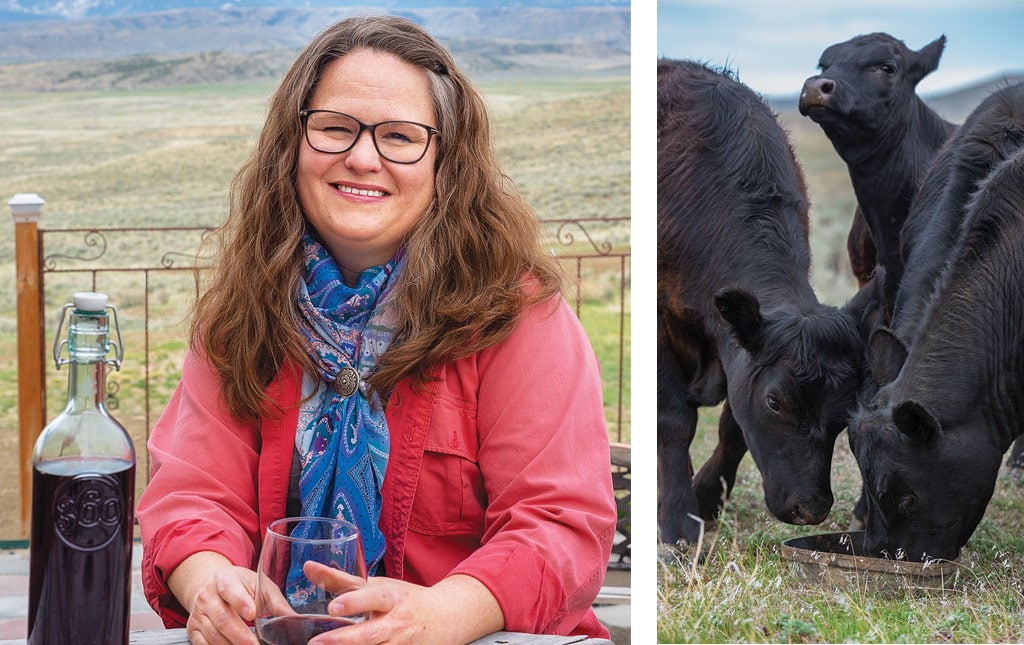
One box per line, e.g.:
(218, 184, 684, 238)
(72, 292, 108, 313)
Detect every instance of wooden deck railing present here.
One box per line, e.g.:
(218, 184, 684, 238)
(11, 193, 630, 536)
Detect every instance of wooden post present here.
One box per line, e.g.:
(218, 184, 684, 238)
(10, 193, 46, 537)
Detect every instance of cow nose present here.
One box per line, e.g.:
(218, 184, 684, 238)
(789, 497, 831, 525)
(798, 77, 836, 114)
(790, 506, 827, 525)
(768, 488, 833, 525)
(806, 77, 836, 96)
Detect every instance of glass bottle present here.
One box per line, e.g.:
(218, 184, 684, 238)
(27, 292, 136, 645)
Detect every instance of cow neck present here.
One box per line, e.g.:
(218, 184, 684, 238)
(897, 217, 1024, 452)
(846, 98, 950, 178)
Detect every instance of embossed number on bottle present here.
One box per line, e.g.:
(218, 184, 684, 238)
(52, 473, 124, 551)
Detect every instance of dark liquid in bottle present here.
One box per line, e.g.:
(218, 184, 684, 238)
(28, 457, 135, 645)
(258, 614, 357, 645)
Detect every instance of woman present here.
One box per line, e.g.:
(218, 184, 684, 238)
(136, 14, 617, 645)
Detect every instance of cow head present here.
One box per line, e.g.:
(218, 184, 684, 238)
(798, 33, 946, 155)
(715, 287, 866, 525)
(848, 329, 1003, 561)
(850, 395, 1001, 562)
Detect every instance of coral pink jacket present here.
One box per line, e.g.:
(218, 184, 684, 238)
(137, 295, 617, 638)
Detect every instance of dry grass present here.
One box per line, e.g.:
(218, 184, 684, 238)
(658, 408, 1024, 643)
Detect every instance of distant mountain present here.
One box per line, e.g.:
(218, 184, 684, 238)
(0, 5, 629, 67)
(0, 4, 629, 89)
(1, 0, 627, 22)
(923, 71, 1024, 122)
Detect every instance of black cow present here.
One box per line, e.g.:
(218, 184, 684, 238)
(799, 33, 957, 314)
(657, 59, 870, 546)
(849, 83, 1024, 562)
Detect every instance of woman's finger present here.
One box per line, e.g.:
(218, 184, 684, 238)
(302, 560, 368, 594)
(255, 571, 298, 617)
(191, 571, 260, 645)
(215, 570, 258, 622)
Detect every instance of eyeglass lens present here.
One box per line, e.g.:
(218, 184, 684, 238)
(304, 111, 434, 163)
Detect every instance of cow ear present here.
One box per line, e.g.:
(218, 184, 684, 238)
(893, 400, 941, 443)
(714, 288, 763, 352)
(845, 265, 888, 340)
(909, 35, 946, 85)
(868, 327, 907, 387)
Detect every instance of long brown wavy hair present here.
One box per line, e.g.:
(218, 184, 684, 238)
(192, 15, 563, 421)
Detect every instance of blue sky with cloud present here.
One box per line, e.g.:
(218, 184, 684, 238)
(657, 0, 1024, 98)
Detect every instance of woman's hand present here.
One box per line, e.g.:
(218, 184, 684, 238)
(168, 552, 260, 645)
(185, 565, 261, 645)
(303, 563, 504, 645)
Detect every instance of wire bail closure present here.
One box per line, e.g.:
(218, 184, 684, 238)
(52, 301, 125, 371)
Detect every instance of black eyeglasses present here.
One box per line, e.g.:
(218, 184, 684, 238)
(299, 109, 440, 164)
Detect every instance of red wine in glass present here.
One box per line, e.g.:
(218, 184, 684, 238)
(257, 614, 357, 645)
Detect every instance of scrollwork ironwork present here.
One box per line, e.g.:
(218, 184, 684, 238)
(42, 226, 217, 272)
(160, 250, 206, 269)
(104, 366, 121, 411)
(160, 227, 216, 269)
(553, 220, 613, 255)
(42, 230, 108, 271)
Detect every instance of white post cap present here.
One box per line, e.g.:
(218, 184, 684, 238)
(9, 193, 45, 223)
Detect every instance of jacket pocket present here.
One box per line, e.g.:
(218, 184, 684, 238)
(407, 392, 486, 536)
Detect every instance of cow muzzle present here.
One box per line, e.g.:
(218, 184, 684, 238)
(769, 491, 833, 526)
(798, 77, 837, 116)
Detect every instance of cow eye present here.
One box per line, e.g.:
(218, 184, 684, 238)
(879, 63, 896, 74)
(766, 394, 782, 414)
(897, 493, 916, 514)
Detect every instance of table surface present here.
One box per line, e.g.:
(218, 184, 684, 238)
(0, 628, 612, 644)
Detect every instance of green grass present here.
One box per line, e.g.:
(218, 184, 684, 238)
(657, 408, 1024, 643)
(580, 296, 631, 444)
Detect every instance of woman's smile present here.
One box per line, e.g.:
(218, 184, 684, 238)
(333, 182, 389, 199)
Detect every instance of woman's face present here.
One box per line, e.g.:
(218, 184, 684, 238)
(297, 48, 438, 282)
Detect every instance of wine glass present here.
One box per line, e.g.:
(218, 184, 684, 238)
(255, 517, 368, 645)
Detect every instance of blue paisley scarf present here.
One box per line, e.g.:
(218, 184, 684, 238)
(291, 231, 400, 584)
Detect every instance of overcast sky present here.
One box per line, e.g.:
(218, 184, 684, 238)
(657, 0, 1024, 97)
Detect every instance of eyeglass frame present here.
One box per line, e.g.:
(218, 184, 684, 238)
(299, 109, 441, 164)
